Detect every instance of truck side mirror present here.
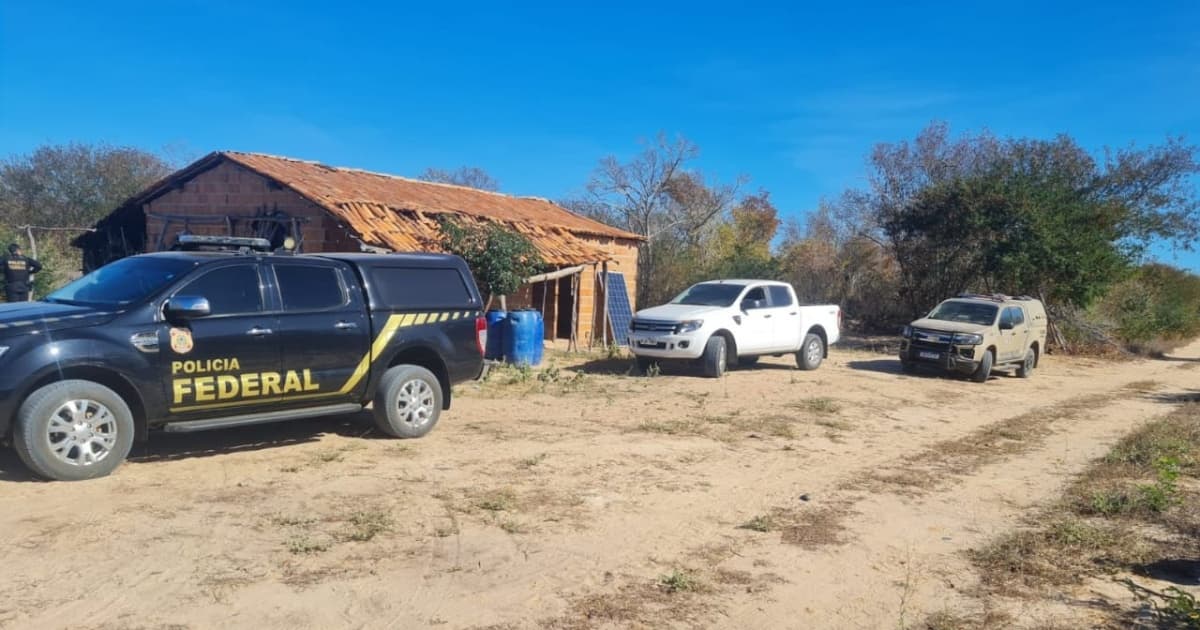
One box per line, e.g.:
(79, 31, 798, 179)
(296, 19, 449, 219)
(165, 296, 211, 320)
(742, 298, 765, 311)
(999, 320, 1014, 330)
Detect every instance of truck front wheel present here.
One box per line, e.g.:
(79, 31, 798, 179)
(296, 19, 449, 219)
(373, 365, 443, 438)
(702, 336, 727, 378)
(971, 350, 994, 383)
(13, 380, 135, 481)
(797, 333, 825, 371)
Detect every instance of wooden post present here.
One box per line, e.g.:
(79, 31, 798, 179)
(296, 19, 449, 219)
(600, 261, 609, 350)
(569, 272, 579, 352)
(587, 263, 597, 352)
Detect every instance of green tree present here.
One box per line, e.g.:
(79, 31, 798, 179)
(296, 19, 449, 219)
(708, 191, 782, 280)
(437, 218, 544, 309)
(856, 124, 1199, 316)
(0, 143, 174, 229)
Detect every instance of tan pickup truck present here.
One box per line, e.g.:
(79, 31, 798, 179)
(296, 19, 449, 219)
(899, 294, 1048, 382)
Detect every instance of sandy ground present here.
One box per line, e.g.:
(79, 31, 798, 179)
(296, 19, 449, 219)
(1, 338, 1198, 630)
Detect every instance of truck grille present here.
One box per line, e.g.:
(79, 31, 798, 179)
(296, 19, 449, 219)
(910, 328, 952, 351)
(632, 319, 677, 333)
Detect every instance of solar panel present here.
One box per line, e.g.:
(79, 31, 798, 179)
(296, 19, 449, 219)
(603, 271, 632, 347)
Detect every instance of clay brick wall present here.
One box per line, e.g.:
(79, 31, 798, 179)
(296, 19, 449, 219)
(144, 161, 347, 253)
(577, 236, 640, 346)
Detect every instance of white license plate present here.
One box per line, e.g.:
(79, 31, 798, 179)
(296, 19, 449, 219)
(637, 338, 662, 347)
(918, 351, 940, 360)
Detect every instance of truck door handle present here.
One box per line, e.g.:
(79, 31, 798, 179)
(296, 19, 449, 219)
(789, 312, 797, 316)
(335, 321, 358, 330)
(764, 314, 773, 319)
(246, 327, 274, 337)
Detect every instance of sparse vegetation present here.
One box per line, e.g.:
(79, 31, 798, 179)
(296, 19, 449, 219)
(737, 515, 774, 532)
(658, 569, 701, 594)
(795, 397, 841, 414)
(499, 518, 530, 535)
(518, 453, 548, 469)
(945, 403, 1200, 627)
(475, 489, 518, 512)
(1121, 579, 1200, 629)
(285, 536, 330, 555)
(859, 393, 1116, 495)
(342, 509, 392, 542)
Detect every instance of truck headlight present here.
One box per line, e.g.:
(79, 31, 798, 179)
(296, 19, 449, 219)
(676, 320, 704, 334)
(952, 333, 983, 345)
(0, 346, 8, 359)
(901, 325, 912, 338)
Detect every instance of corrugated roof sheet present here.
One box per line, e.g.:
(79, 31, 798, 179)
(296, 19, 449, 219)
(217, 152, 641, 265)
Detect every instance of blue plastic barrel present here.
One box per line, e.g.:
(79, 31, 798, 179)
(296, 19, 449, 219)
(485, 309, 507, 360)
(503, 309, 544, 366)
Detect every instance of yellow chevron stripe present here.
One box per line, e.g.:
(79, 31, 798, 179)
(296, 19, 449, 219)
(337, 313, 405, 395)
(414, 313, 428, 325)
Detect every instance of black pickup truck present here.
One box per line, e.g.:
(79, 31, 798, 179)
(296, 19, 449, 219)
(0, 236, 486, 481)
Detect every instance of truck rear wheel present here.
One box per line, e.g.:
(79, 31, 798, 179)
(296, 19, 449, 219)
(373, 365, 443, 438)
(1016, 349, 1036, 378)
(702, 336, 727, 378)
(796, 333, 824, 371)
(13, 380, 135, 481)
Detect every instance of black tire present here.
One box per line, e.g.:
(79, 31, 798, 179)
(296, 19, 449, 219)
(373, 365, 443, 438)
(900, 359, 917, 374)
(702, 335, 728, 378)
(1016, 349, 1036, 378)
(971, 349, 994, 383)
(13, 380, 135, 481)
(737, 356, 760, 367)
(796, 333, 825, 371)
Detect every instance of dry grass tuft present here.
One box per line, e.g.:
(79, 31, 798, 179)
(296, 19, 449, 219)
(857, 393, 1116, 496)
(778, 506, 849, 548)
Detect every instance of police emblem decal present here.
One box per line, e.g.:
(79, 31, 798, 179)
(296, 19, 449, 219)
(169, 327, 194, 354)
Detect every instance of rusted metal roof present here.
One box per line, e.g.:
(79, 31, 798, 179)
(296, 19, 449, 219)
(334, 202, 621, 266)
(220, 152, 641, 265)
(83, 151, 643, 267)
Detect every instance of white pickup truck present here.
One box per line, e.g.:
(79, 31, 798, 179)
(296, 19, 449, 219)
(627, 279, 841, 378)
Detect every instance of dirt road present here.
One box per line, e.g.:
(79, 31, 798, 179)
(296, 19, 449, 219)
(2, 339, 1198, 629)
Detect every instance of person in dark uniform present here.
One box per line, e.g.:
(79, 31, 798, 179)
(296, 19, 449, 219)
(4, 243, 42, 302)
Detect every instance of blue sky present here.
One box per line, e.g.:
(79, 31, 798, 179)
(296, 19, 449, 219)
(2, 0, 1197, 269)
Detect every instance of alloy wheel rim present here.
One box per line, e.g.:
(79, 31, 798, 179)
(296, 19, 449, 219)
(46, 399, 118, 467)
(396, 380, 435, 427)
(806, 340, 821, 364)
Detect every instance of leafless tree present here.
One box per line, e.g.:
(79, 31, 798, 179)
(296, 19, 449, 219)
(579, 133, 744, 303)
(417, 166, 500, 191)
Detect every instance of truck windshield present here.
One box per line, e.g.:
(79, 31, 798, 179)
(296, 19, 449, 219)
(670, 283, 746, 307)
(45, 257, 197, 308)
(927, 301, 998, 326)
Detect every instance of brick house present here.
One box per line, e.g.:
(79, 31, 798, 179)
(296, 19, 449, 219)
(75, 151, 643, 348)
